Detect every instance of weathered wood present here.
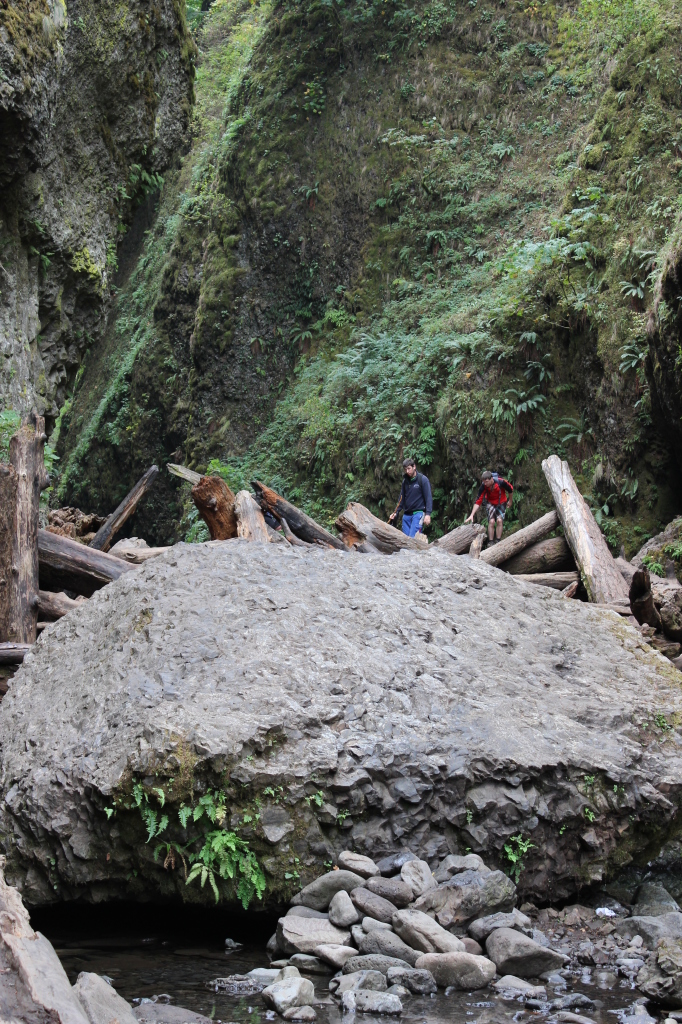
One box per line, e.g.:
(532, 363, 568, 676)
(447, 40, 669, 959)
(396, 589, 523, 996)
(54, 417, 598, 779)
(500, 536, 575, 576)
(90, 465, 159, 552)
(542, 455, 630, 604)
(594, 602, 633, 616)
(38, 529, 134, 597)
(0, 642, 30, 665)
(234, 490, 270, 542)
(628, 567, 663, 630)
(167, 463, 202, 485)
(1, 417, 49, 644)
(561, 581, 579, 599)
(192, 476, 238, 541)
(109, 538, 171, 563)
(0, 463, 18, 642)
(480, 510, 559, 567)
(37, 590, 86, 620)
(513, 571, 580, 590)
(253, 480, 346, 550)
(432, 522, 485, 555)
(469, 532, 485, 559)
(335, 502, 424, 554)
(280, 517, 310, 547)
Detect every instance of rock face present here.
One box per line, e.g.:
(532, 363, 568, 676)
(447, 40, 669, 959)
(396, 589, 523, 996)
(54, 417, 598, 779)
(1, 543, 682, 907)
(0, 0, 194, 426)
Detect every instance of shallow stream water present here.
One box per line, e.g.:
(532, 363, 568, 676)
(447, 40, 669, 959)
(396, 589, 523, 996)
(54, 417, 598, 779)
(36, 908, 655, 1024)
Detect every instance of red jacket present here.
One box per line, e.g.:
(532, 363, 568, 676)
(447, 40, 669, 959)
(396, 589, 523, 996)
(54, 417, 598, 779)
(474, 479, 513, 507)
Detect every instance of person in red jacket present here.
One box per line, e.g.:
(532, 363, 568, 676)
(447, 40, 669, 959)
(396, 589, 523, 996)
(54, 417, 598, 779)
(465, 470, 513, 544)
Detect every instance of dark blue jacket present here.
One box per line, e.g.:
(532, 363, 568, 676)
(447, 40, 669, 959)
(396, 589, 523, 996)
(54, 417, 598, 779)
(397, 472, 432, 515)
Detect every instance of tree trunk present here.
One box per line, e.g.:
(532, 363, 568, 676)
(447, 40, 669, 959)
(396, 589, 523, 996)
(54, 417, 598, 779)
(629, 567, 663, 629)
(167, 463, 202, 485)
(109, 539, 171, 562)
(37, 590, 86, 620)
(90, 465, 159, 551)
(432, 523, 485, 554)
(479, 510, 559, 567)
(234, 490, 270, 542)
(561, 581, 579, 599)
(280, 517, 310, 547)
(500, 536, 574, 576)
(469, 532, 485, 559)
(513, 571, 580, 590)
(335, 502, 424, 553)
(0, 416, 49, 644)
(38, 529, 134, 596)
(541, 455, 630, 604)
(253, 481, 346, 549)
(0, 463, 18, 642)
(191, 476, 238, 540)
(0, 643, 30, 665)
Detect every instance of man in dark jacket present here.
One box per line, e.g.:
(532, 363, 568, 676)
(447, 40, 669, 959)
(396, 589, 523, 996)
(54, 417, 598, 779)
(389, 458, 433, 537)
(465, 470, 513, 543)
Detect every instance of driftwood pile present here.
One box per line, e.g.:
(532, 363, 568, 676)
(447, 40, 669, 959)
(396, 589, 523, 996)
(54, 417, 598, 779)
(0, 423, 676, 675)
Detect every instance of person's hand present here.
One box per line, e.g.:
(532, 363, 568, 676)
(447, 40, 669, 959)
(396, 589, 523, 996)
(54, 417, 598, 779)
(388, 512, 396, 522)
(464, 513, 473, 523)
(423, 514, 431, 527)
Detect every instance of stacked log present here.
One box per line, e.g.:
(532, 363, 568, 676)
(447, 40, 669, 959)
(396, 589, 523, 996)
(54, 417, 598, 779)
(335, 502, 424, 553)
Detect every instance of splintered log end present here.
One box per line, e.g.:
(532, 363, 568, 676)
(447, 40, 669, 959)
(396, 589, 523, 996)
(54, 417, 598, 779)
(191, 476, 237, 540)
(629, 567, 663, 630)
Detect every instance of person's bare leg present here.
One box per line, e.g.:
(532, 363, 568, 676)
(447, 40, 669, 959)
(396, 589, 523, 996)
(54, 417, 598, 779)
(488, 518, 494, 542)
(496, 517, 503, 541)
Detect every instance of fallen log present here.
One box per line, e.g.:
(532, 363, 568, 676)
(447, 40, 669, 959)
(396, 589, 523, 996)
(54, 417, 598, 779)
(0, 415, 49, 644)
(432, 522, 484, 554)
(36, 590, 86, 620)
(561, 581, 579, 599)
(513, 571, 580, 590)
(0, 642, 30, 665)
(192, 476, 238, 540)
(234, 490, 269, 542)
(629, 567, 663, 630)
(90, 465, 159, 552)
(469, 532, 485, 559)
(479, 510, 559, 567)
(38, 529, 134, 597)
(500, 536, 575, 576)
(280, 517, 309, 547)
(594, 602, 633, 617)
(335, 502, 424, 553)
(253, 481, 346, 550)
(167, 463, 202, 485)
(541, 455, 629, 605)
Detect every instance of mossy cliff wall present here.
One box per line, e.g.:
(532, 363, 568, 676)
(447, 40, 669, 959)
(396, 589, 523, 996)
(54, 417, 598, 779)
(58, 0, 682, 549)
(0, 0, 195, 427)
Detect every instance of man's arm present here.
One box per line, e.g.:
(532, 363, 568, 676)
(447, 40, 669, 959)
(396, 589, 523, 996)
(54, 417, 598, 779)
(421, 474, 433, 525)
(388, 480, 405, 522)
(465, 486, 485, 523)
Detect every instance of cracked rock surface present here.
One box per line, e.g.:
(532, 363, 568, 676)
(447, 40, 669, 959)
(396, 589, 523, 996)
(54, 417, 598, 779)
(1, 541, 682, 907)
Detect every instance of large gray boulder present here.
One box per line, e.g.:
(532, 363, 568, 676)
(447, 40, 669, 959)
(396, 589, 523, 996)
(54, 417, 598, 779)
(366, 876, 414, 907)
(74, 973, 138, 1024)
(468, 908, 532, 943)
(616, 913, 682, 947)
(392, 909, 465, 954)
(277, 915, 350, 955)
(414, 951, 496, 989)
(291, 871, 365, 911)
(413, 869, 517, 927)
(633, 883, 680, 917)
(485, 927, 568, 977)
(262, 975, 315, 1015)
(2, 542, 682, 908)
(358, 928, 421, 966)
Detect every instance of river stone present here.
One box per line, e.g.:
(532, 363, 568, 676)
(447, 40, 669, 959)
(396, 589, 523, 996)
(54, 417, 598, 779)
(468, 908, 532, 943)
(401, 859, 436, 898)
(288, 954, 331, 974)
(329, 890, 361, 928)
(343, 955, 412, 975)
(354, 991, 403, 1014)
(262, 976, 315, 1014)
(377, 853, 417, 876)
(314, 945, 358, 969)
(494, 975, 546, 996)
(633, 883, 681, 918)
(4, 543, 682, 907)
(282, 1008, 316, 1022)
(434, 854, 489, 883)
(386, 967, 437, 994)
(414, 951, 496, 990)
(277, 916, 350, 955)
(414, 869, 517, 928)
(291, 871, 365, 911)
(485, 928, 568, 977)
(636, 938, 682, 1007)
(286, 907, 329, 920)
(338, 852, 380, 878)
(352, 888, 398, 924)
(462, 937, 484, 955)
(133, 1008, 213, 1024)
(392, 909, 465, 954)
(616, 913, 682, 947)
(366, 877, 414, 907)
(358, 928, 420, 966)
(74, 973, 139, 1024)
(335, 970, 387, 994)
(363, 917, 393, 932)
(351, 924, 365, 946)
